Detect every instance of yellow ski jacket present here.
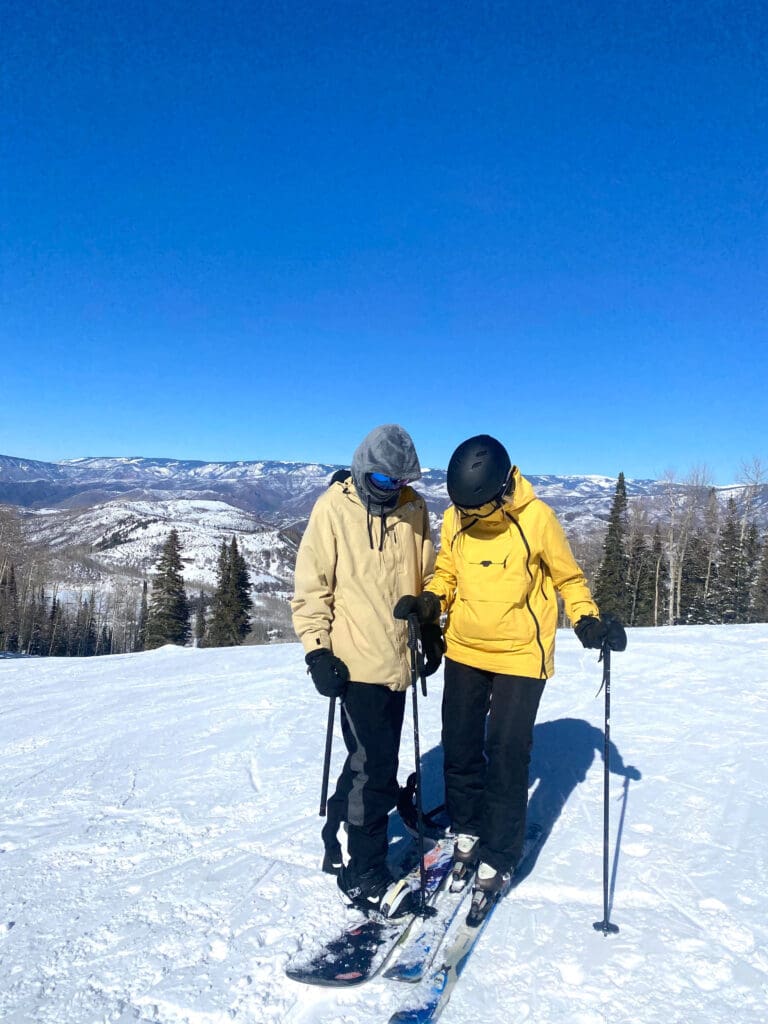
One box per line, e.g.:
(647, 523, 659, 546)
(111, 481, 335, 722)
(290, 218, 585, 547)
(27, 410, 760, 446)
(425, 469, 598, 678)
(291, 477, 435, 690)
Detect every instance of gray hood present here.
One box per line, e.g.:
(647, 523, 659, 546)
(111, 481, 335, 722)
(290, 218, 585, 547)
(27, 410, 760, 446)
(351, 424, 422, 515)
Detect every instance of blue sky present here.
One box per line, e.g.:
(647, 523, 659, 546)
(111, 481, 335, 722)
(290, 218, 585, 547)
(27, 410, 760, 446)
(2, 1, 766, 483)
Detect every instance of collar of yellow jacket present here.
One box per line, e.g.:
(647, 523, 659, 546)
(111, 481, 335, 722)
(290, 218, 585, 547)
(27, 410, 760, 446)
(451, 468, 536, 528)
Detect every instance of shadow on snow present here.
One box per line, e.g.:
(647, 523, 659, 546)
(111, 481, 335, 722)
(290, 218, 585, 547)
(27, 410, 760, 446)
(389, 716, 641, 904)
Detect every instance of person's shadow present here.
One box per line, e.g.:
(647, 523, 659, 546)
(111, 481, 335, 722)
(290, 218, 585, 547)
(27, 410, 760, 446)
(390, 717, 641, 906)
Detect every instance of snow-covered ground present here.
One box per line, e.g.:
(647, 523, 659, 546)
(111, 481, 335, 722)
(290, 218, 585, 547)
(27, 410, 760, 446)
(1, 626, 767, 1023)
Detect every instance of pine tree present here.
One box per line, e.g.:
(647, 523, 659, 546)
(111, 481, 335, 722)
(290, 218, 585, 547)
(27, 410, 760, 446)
(627, 531, 655, 626)
(99, 623, 112, 655)
(194, 589, 207, 647)
(679, 534, 714, 624)
(0, 563, 20, 653)
(26, 585, 47, 656)
(48, 595, 68, 656)
(145, 530, 191, 649)
(74, 595, 98, 656)
(743, 521, 760, 621)
(206, 542, 232, 647)
(135, 580, 149, 652)
(206, 537, 253, 647)
(713, 498, 749, 623)
(752, 532, 768, 622)
(593, 473, 630, 620)
(229, 537, 253, 641)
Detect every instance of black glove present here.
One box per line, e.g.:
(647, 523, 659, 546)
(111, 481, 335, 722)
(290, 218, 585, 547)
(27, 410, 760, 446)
(393, 592, 441, 624)
(305, 649, 350, 698)
(575, 614, 627, 652)
(419, 621, 445, 677)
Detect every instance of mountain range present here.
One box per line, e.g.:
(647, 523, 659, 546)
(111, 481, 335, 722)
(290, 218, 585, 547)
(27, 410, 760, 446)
(0, 452, 672, 528)
(1, 454, 765, 620)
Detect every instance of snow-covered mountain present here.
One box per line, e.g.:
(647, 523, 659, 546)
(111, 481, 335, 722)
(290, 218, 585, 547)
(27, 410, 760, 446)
(3, 453, 766, 620)
(19, 498, 299, 593)
(0, 455, 345, 526)
(1, 625, 766, 1023)
(0, 451, 717, 533)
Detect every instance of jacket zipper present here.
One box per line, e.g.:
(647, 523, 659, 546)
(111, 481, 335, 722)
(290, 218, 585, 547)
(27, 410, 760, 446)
(506, 513, 547, 680)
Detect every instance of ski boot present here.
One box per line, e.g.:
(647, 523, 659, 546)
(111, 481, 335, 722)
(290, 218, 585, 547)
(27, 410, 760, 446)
(337, 862, 420, 919)
(450, 833, 479, 892)
(466, 861, 511, 927)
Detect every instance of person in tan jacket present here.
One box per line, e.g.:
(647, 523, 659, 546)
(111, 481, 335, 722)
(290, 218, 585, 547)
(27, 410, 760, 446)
(291, 424, 441, 916)
(395, 434, 626, 923)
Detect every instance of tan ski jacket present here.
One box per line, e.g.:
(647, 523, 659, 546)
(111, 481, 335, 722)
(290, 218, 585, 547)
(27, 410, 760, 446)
(291, 477, 435, 690)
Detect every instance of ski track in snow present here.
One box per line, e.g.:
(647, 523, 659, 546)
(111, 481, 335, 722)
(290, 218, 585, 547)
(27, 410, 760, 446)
(1, 626, 767, 1023)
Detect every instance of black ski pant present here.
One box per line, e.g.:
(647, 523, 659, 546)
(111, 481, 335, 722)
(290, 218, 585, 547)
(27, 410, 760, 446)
(442, 658, 545, 875)
(322, 681, 406, 876)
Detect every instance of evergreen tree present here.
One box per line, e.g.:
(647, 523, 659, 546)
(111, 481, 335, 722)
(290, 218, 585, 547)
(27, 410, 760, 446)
(679, 534, 714, 624)
(25, 585, 47, 656)
(593, 473, 630, 620)
(194, 589, 207, 647)
(206, 542, 232, 647)
(99, 623, 112, 655)
(206, 537, 253, 647)
(627, 531, 655, 626)
(229, 537, 253, 641)
(74, 595, 98, 656)
(48, 595, 68, 656)
(0, 563, 20, 653)
(145, 530, 191, 649)
(135, 580, 149, 652)
(752, 533, 768, 622)
(743, 521, 760, 621)
(712, 498, 751, 623)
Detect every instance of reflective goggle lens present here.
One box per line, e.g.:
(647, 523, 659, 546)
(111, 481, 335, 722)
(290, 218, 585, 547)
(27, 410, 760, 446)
(369, 472, 408, 490)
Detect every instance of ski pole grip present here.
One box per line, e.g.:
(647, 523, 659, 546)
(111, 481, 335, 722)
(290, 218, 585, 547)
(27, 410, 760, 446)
(406, 613, 428, 696)
(407, 612, 419, 651)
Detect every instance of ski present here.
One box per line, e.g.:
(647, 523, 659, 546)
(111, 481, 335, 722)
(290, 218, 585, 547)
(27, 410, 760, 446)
(386, 822, 544, 987)
(382, 871, 472, 983)
(388, 824, 545, 1022)
(284, 838, 454, 987)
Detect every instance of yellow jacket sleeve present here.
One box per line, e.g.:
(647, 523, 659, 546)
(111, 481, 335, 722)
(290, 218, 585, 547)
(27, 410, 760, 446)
(542, 507, 599, 625)
(425, 508, 457, 613)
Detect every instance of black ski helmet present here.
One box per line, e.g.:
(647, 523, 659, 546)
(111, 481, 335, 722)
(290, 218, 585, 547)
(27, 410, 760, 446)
(446, 435, 512, 509)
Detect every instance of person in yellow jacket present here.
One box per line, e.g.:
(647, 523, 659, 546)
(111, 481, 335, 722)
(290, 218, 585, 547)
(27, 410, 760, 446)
(395, 434, 626, 920)
(291, 424, 442, 917)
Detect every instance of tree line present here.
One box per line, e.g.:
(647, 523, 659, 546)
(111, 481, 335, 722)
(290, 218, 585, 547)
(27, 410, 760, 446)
(3, 470, 768, 657)
(0, 529, 255, 656)
(593, 472, 768, 625)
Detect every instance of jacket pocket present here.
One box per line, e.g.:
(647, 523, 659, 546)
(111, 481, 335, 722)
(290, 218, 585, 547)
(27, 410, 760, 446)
(450, 596, 536, 651)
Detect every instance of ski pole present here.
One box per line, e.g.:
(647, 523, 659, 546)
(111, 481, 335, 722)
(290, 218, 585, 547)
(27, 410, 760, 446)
(319, 696, 336, 817)
(407, 612, 431, 916)
(593, 642, 619, 935)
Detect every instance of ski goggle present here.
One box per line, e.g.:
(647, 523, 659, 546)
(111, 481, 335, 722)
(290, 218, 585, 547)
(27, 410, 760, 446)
(369, 472, 410, 491)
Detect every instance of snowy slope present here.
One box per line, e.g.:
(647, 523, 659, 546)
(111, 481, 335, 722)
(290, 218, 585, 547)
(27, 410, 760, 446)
(1, 626, 767, 1023)
(20, 498, 298, 592)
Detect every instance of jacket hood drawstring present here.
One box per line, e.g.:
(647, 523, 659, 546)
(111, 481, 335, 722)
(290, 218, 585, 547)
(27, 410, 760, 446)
(450, 514, 479, 549)
(366, 496, 388, 551)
